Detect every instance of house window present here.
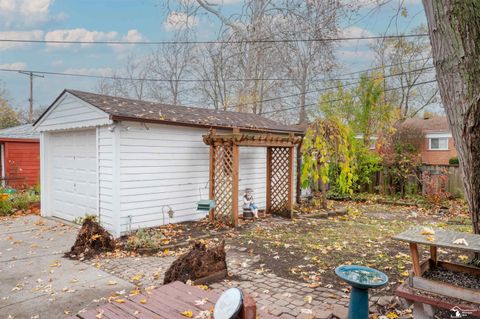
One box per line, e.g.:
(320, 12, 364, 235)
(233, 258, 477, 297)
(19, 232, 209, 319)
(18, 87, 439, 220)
(429, 137, 449, 150)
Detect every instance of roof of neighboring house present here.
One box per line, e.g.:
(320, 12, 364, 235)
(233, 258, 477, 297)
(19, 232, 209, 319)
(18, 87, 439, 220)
(401, 116, 450, 133)
(0, 124, 39, 140)
(37, 89, 304, 134)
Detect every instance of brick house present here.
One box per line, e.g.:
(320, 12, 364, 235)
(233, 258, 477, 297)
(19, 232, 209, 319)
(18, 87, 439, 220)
(402, 115, 457, 165)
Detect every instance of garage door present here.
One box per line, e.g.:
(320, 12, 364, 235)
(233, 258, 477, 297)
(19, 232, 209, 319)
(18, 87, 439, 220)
(50, 129, 97, 221)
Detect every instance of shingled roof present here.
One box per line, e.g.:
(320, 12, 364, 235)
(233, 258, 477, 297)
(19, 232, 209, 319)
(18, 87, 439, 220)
(0, 124, 39, 140)
(401, 116, 451, 133)
(42, 89, 302, 134)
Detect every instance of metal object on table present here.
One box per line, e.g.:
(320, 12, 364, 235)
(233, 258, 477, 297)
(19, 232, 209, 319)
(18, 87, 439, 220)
(335, 265, 389, 319)
(213, 287, 243, 319)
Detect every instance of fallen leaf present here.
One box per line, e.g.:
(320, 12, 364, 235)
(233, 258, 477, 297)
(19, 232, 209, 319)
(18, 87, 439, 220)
(181, 310, 193, 317)
(130, 274, 144, 282)
(194, 298, 208, 305)
(114, 299, 125, 303)
(108, 280, 117, 286)
(420, 227, 435, 235)
(196, 285, 209, 291)
(140, 299, 147, 304)
(453, 238, 469, 246)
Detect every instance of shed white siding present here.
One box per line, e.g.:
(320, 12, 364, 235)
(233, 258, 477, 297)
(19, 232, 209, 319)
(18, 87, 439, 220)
(35, 94, 111, 132)
(116, 122, 269, 233)
(97, 126, 116, 233)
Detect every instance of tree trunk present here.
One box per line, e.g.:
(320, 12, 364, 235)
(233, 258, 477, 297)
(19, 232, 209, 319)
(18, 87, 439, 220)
(422, 0, 480, 236)
(318, 177, 328, 209)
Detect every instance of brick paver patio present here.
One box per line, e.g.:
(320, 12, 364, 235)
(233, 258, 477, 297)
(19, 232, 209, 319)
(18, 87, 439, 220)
(90, 244, 356, 318)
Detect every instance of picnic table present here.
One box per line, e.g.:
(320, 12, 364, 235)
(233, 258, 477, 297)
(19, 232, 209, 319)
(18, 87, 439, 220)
(393, 227, 480, 317)
(393, 227, 480, 276)
(68, 281, 276, 319)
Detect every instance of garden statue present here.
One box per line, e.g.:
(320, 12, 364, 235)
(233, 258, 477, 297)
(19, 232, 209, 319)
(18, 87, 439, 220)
(243, 188, 258, 219)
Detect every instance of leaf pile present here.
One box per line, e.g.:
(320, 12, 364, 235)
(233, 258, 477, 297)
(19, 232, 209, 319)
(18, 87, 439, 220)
(164, 240, 227, 284)
(65, 216, 116, 260)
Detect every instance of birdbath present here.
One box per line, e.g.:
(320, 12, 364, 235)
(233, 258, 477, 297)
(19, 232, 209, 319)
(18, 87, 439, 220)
(335, 265, 389, 319)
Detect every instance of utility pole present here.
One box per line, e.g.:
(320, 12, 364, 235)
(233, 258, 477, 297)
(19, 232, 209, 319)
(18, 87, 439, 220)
(18, 71, 44, 123)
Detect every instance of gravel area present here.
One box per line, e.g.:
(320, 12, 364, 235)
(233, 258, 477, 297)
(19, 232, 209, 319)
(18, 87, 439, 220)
(423, 266, 480, 290)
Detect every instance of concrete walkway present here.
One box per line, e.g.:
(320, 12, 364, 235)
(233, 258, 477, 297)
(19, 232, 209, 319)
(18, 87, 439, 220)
(0, 216, 133, 319)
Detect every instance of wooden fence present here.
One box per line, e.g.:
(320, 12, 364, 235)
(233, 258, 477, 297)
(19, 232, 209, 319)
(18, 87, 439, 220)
(421, 164, 464, 198)
(367, 164, 464, 198)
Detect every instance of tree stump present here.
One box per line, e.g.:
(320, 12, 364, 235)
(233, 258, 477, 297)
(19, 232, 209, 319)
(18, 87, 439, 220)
(65, 217, 116, 260)
(164, 240, 227, 284)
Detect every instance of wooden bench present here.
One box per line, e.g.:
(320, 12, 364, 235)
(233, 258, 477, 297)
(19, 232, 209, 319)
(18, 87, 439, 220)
(68, 281, 277, 319)
(393, 227, 480, 317)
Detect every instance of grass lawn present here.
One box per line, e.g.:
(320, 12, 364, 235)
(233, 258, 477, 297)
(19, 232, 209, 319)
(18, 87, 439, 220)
(236, 200, 473, 292)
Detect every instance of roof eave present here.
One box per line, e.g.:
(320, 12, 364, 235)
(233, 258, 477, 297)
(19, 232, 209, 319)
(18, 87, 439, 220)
(0, 138, 39, 142)
(110, 115, 304, 135)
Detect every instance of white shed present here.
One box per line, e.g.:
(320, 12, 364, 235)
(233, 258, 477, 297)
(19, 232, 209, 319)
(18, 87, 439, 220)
(34, 90, 303, 237)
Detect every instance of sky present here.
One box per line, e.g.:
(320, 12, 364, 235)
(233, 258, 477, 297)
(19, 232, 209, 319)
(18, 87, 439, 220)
(0, 0, 428, 114)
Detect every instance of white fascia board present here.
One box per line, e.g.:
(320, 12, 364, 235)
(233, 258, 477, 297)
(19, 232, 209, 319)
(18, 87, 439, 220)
(426, 132, 452, 138)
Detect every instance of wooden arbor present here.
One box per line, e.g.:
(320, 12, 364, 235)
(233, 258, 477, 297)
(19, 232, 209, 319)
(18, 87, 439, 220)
(203, 129, 302, 227)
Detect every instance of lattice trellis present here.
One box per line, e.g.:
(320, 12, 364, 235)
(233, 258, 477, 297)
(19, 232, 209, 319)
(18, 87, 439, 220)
(269, 147, 291, 216)
(212, 144, 234, 221)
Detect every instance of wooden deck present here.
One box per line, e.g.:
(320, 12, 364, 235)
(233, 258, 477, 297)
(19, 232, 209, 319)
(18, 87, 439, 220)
(69, 281, 219, 319)
(68, 281, 276, 319)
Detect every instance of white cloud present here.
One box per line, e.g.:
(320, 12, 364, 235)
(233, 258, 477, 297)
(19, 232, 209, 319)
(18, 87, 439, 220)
(109, 29, 147, 53)
(122, 29, 144, 42)
(337, 50, 373, 61)
(164, 12, 199, 31)
(45, 28, 118, 49)
(340, 26, 374, 39)
(0, 30, 44, 50)
(51, 59, 63, 66)
(0, 61, 27, 70)
(63, 67, 114, 77)
(337, 26, 375, 49)
(0, 0, 55, 27)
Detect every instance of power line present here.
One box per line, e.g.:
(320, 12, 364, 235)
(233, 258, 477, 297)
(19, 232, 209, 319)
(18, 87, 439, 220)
(261, 79, 438, 115)
(230, 66, 435, 109)
(0, 33, 429, 46)
(0, 57, 432, 83)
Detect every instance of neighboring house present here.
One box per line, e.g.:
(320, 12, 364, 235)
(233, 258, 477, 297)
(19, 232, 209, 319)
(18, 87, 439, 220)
(0, 124, 40, 188)
(34, 89, 302, 237)
(402, 115, 457, 165)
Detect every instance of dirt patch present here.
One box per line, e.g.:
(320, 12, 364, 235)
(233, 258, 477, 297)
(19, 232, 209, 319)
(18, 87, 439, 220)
(164, 241, 227, 284)
(237, 201, 472, 291)
(121, 218, 257, 253)
(65, 217, 116, 260)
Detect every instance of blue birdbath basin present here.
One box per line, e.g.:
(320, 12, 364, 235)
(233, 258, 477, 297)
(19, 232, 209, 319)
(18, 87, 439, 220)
(335, 265, 388, 319)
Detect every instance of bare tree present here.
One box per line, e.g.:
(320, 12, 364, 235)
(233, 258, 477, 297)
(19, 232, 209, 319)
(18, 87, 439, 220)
(373, 25, 439, 118)
(148, 37, 197, 105)
(194, 43, 236, 110)
(273, 0, 339, 123)
(422, 0, 480, 239)
(95, 54, 151, 101)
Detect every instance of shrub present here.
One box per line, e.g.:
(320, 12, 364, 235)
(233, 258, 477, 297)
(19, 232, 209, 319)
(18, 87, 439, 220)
(126, 228, 167, 250)
(449, 157, 459, 165)
(0, 188, 40, 216)
(422, 171, 450, 205)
